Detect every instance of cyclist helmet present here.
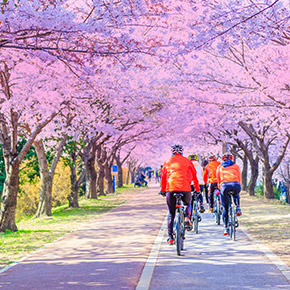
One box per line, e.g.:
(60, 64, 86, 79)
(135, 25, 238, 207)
(171, 144, 183, 155)
(188, 154, 199, 161)
(222, 152, 233, 161)
(208, 155, 216, 161)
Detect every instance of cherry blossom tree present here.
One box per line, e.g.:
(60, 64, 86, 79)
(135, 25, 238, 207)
(0, 60, 65, 231)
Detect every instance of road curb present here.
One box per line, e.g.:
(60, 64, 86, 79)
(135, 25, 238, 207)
(136, 216, 167, 290)
(240, 225, 290, 283)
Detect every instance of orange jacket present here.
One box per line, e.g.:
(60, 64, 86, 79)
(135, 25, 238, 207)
(203, 160, 221, 184)
(161, 154, 200, 192)
(216, 163, 241, 188)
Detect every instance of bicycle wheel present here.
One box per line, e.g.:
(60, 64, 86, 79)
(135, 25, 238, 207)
(216, 204, 221, 225)
(181, 211, 185, 250)
(228, 205, 232, 238)
(218, 196, 222, 225)
(232, 208, 237, 241)
(230, 206, 235, 240)
(194, 202, 199, 234)
(175, 212, 182, 256)
(214, 196, 220, 225)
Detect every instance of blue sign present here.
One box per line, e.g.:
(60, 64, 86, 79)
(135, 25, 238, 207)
(112, 165, 118, 173)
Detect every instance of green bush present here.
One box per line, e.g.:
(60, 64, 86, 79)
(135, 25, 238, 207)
(255, 183, 264, 197)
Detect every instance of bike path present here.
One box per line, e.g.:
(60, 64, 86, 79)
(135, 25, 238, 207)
(0, 185, 167, 290)
(149, 209, 290, 290)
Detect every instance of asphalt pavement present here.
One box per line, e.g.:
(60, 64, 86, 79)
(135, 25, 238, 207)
(0, 183, 289, 290)
(148, 192, 290, 290)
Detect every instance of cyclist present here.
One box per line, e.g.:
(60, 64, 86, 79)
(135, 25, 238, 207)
(216, 152, 242, 236)
(160, 145, 200, 245)
(188, 154, 205, 213)
(203, 155, 221, 213)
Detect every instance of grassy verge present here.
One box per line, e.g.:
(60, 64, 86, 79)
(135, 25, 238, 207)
(0, 184, 146, 270)
(240, 191, 290, 267)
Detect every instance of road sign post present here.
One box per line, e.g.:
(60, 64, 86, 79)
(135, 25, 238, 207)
(112, 165, 118, 196)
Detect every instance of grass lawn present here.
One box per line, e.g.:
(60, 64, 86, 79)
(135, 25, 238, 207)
(0, 184, 146, 270)
(240, 191, 290, 267)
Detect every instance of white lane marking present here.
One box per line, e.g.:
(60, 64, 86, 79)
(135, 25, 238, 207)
(135, 217, 167, 290)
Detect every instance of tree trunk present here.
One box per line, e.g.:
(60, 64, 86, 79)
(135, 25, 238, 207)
(96, 165, 105, 196)
(0, 165, 19, 232)
(286, 180, 290, 204)
(36, 174, 53, 217)
(125, 162, 131, 185)
(235, 138, 258, 196)
(263, 168, 275, 199)
(104, 162, 114, 194)
(34, 141, 52, 217)
(248, 158, 259, 196)
(131, 167, 137, 183)
(116, 155, 123, 188)
(96, 146, 105, 196)
(68, 163, 79, 208)
(34, 135, 67, 217)
(85, 142, 97, 199)
(241, 154, 248, 191)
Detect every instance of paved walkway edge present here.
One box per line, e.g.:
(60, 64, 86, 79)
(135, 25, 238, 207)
(136, 216, 167, 290)
(0, 232, 69, 274)
(240, 225, 290, 283)
(0, 188, 149, 275)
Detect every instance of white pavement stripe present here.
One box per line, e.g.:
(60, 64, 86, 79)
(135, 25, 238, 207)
(240, 225, 290, 283)
(135, 216, 167, 290)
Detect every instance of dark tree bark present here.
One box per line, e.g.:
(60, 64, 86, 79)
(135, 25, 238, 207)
(67, 147, 85, 208)
(241, 154, 248, 191)
(239, 121, 290, 199)
(0, 164, 19, 232)
(85, 141, 97, 199)
(0, 62, 59, 231)
(103, 148, 114, 194)
(235, 138, 259, 196)
(0, 111, 57, 230)
(116, 153, 123, 188)
(34, 135, 67, 217)
(115, 147, 135, 188)
(96, 145, 105, 196)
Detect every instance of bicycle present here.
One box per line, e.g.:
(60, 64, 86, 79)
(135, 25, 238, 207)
(190, 191, 202, 234)
(173, 192, 186, 256)
(228, 190, 239, 241)
(213, 188, 223, 225)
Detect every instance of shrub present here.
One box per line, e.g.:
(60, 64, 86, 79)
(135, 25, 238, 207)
(16, 159, 71, 219)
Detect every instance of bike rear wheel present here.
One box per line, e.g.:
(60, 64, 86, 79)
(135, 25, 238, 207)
(229, 205, 236, 240)
(194, 202, 199, 234)
(175, 212, 182, 255)
(232, 208, 236, 241)
(215, 198, 220, 225)
(181, 212, 185, 250)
